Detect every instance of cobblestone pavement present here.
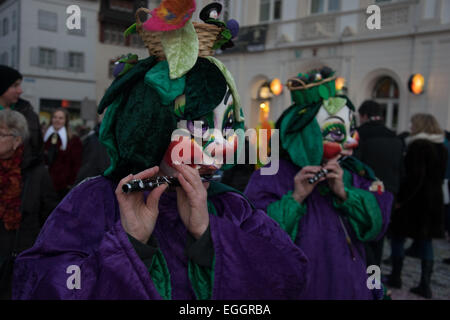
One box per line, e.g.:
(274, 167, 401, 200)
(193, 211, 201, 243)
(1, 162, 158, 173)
(381, 238, 450, 300)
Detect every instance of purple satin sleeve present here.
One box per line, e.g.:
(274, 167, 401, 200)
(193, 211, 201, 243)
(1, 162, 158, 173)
(208, 192, 310, 300)
(12, 177, 162, 300)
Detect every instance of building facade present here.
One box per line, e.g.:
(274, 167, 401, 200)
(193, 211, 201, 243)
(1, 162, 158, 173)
(213, 0, 450, 133)
(0, 0, 98, 128)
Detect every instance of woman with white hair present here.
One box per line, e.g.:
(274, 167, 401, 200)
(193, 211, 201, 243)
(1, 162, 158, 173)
(0, 109, 57, 300)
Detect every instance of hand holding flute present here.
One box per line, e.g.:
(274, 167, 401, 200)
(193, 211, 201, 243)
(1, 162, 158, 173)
(116, 164, 213, 244)
(292, 156, 348, 204)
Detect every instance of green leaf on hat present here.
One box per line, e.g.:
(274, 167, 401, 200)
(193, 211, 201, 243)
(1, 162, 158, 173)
(318, 85, 330, 100)
(322, 97, 347, 115)
(161, 20, 199, 80)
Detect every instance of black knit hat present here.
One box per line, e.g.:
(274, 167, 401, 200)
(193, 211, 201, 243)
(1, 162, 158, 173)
(0, 65, 23, 96)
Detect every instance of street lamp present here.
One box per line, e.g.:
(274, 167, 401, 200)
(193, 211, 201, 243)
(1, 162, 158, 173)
(408, 74, 425, 95)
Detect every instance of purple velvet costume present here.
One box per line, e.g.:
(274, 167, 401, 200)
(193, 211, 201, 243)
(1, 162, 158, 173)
(245, 159, 393, 300)
(12, 176, 309, 300)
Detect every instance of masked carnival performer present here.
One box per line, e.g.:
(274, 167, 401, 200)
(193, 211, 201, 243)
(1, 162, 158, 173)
(12, 1, 308, 300)
(245, 68, 393, 300)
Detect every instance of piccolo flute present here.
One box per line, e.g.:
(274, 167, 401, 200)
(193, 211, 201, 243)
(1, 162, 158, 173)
(308, 156, 349, 185)
(122, 174, 222, 194)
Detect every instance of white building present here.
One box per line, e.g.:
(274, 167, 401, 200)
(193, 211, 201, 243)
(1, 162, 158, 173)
(206, 0, 450, 133)
(0, 0, 98, 127)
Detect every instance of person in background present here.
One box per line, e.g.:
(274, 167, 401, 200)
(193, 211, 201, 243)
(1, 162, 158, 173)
(443, 130, 450, 265)
(354, 100, 404, 268)
(0, 110, 57, 299)
(43, 108, 82, 200)
(388, 113, 447, 299)
(75, 113, 110, 184)
(245, 69, 393, 299)
(0, 65, 44, 171)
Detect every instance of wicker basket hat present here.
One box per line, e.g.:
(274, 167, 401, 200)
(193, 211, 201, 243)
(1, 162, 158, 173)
(135, 7, 222, 60)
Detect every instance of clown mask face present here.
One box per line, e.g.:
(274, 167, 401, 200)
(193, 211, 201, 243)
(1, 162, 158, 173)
(315, 98, 359, 161)
(161, 87, 242, 176)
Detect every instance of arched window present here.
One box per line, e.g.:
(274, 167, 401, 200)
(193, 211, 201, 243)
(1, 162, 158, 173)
(372, 76, 399, 130)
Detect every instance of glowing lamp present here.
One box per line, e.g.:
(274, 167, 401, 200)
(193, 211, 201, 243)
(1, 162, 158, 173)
(335, 77, 346, 91)
(408, 74, 425, 95)
(270, 78, 283, 96)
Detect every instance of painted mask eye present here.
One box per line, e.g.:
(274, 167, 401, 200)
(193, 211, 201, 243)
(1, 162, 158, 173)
(323, 124, 346, 143)
(187, 117, 210, 138)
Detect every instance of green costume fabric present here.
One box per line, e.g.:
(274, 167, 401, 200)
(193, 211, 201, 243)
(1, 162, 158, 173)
(279, 111, 323, 168)
(99, 71, 178, 180)
(267, 168, 382, 244)
(267, 191, 307, 242)
(144, 60, 186, 105)
(290, 77, 336, 106)
(205, 56, 244, 123)
(149, 249, 172, 300)
(182, 58, 228, 120)
(98, 56, 243, 180)
(188, 200, 217, 300)
(333, 188, 383, 242)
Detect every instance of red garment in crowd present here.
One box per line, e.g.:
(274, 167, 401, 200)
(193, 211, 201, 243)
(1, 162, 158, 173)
(44, 133, 82, 193)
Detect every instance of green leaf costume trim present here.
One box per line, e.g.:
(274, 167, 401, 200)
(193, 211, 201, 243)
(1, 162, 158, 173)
(149, 249, 172, 300)
(204, 56, 244, 123)
(161, 20, 199, 80)
(188, 200, 217, 300)
(333, 186, 383, 242)
(267, 191, 307, 242)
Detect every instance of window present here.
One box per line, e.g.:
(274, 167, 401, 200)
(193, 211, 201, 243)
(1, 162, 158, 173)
(1, 52, 8, 65)
(311, 0, 340, 14)
(259, 0, 282, 22)
(68, 17, 86, 36)
(38, 48, 56, 68)
(12, 11, 16, 31)
(102, 24, 126, 46)
(3, 18, 8, 36)
(372, 76, 400, 130)
(68, 52, 84, 72)
(38, 10, 57, 32)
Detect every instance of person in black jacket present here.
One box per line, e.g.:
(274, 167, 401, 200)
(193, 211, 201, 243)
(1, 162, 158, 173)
(355, 100, 404, 268)
(0, 65, 44, 170)
(0, 110, 58, 300)
(387, 113, 447, 299)
(75, 120, 111, 185)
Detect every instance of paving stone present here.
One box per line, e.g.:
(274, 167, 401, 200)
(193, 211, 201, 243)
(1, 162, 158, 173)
(382, 238, 450, 300)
